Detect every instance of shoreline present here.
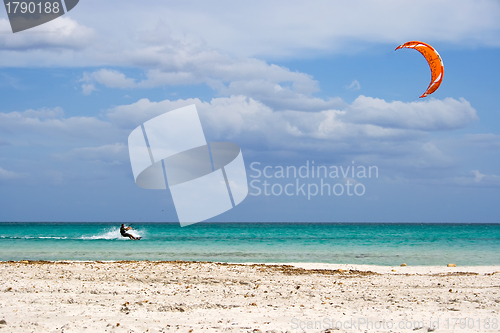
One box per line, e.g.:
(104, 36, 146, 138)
(2, 260, 500, 274)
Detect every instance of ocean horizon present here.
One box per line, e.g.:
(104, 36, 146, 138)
(1, 222, 499, 266)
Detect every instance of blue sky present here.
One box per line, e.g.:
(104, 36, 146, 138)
(1, 0, 500, 223)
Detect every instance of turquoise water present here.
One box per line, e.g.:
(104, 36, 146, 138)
(0, 223, 499, 265)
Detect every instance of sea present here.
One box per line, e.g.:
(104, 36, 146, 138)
(0, 222, 499, 266)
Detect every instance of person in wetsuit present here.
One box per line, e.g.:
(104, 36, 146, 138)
(120, 224, 140, 240)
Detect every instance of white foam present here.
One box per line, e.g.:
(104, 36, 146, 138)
(38, 236, 68, 239)
(80, 227, 143, 240)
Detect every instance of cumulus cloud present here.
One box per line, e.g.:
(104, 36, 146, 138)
(214, 80, 344, 111)
(342, 96, 478, 131)
(107, 97, 203, 129)
(0, 107, 130, 186)
(0, 17, 94, 51)
(79, 59, 330, 111)
(75, 20, 340, 110)
(3, 96, 470, 170)
(21, 107, 64, 119)
(70, 18, 321, 96)
(81, 83, 97, 96)
(0, 92, 485, 188)
(0, 1, 499, 67)
(199, 96, 476, 142)
(0, 1, 495, 197)
(105, 95, 474, 173)
(76, 21, 327, 109)
(82, 69, 136, 89)
(1, 2, 495, 118)
(0, 107, 121, 142)
(68, 0, 500, 59)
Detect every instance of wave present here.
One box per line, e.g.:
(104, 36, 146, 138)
(79, 227, 144, 240)
(1, 227, 144, 241)
(0, 236, 68, 240)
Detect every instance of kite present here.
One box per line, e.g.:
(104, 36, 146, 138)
(395, 41, 444, 98)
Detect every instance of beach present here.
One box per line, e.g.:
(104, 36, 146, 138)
(0, 261, 499, 332)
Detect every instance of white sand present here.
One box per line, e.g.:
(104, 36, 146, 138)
(0, 261, 499, 332)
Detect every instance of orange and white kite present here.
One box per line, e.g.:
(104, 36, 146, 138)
(395, 41, 444, 98)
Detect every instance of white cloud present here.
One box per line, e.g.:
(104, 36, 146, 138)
(0, 107, 121, 142)
(107, 96, 411, 157)
(215, 80, 344, 111)
(0, 17, 94, 51)
(105, 95, 469, 189)
(21, 107, 64, 119)
(0, 93, 486, 188)
(197, 96, 477, 143)
(105, 95, 473, 173)
(107, 97, 203, 129)
(0, 2, 495, 119)
(342, 96, 478, 131)
(1, 1, 497, 69)
(82, 69, 136, 89)
(346, 80, 361, 91)
(66, 0, 500, 59)
(81, 83, 97, 96)
(79, 59, 328, 111)
(1, 96, 473, 173)
(74, 23, 328, 108)
(0, 1, 495, 194)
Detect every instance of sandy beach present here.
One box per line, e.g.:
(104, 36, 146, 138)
(0, 261, 499, 332)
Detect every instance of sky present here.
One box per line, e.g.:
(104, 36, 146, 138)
(1, 0, 500, 223)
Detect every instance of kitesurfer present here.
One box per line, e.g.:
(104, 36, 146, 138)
(120, 224, 141, 240)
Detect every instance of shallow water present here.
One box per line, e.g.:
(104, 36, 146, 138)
(0, 222, 499, 265)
